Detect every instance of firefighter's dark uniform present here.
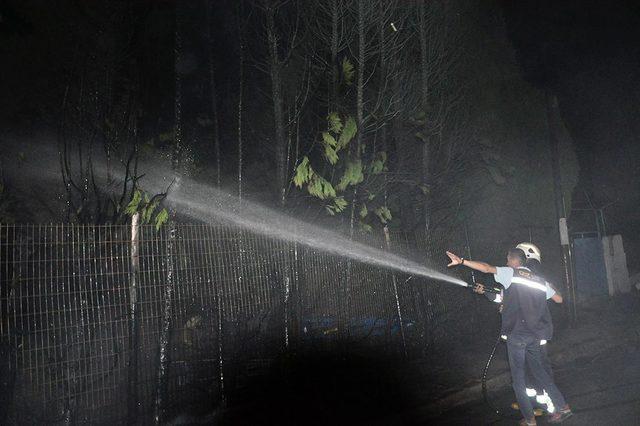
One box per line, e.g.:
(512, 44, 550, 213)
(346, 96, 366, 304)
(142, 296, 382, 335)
(494, 266, 567, 420)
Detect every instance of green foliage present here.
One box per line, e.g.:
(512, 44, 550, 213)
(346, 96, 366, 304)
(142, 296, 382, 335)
(322, 132, 339, 165)
(293, 156, 314, 188)
(408, 111, 426, 126)
(359, 222, 373, 233)
(322, 131, 338, 148)
(342, 58, 355, 85)
(359, 204, 368, 219)
(154, 208, 169, 231)
(336, 160, 364, 191)
(324, 144, 339, 165)
(325, 196, 348, 216)
(124, 189, 142, 215)
(338, 117, 357, 149)
(327, 112, 343, 134)
(293, 112, 392, 229)
(308, 175, 336, 200)
(125, 188, 169, 231)
(369, 152, 387, 175)
(374, 206, 392, 224)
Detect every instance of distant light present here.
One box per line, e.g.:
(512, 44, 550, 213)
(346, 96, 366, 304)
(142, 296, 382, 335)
(390, 22, 398, 32)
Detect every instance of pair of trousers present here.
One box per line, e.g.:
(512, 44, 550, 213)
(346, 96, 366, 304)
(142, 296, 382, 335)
(507, 333, 567, 420)
(526, 343, 553, 395)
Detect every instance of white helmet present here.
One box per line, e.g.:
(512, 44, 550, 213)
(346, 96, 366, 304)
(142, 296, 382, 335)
(516, 242, 541, 263)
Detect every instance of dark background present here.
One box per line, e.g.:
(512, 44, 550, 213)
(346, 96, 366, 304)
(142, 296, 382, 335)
(1, 0, 639, 273)
(502, 0, 640, 270)
(1, 1, 640, 424)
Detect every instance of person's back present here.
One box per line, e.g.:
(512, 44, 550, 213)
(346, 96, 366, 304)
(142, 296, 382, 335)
(493, 250, 571, 425)
(498, 266, 554, 341)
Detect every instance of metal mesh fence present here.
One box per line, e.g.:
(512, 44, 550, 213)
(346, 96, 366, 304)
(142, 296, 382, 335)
(0, 221, 505, 424)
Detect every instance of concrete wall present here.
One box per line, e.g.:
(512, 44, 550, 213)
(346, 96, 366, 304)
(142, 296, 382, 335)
(602, 234, 630, 295)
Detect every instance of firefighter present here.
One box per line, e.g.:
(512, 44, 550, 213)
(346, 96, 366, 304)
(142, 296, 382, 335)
(472, 242, 560, 416)
(515, 242, 558, 413)
(446, 248, 572, 425)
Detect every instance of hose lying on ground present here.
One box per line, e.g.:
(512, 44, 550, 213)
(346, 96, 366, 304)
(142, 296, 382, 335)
(481, 333, 520, 420)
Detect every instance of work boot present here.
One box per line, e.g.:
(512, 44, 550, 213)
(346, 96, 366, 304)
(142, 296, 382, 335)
(511, 402, 544, 417)
(547, 405, 573, 423)
(519, 418, 537, 426)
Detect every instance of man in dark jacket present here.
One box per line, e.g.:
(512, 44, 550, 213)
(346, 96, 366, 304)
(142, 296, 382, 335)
(475, 242, 561, 415)
(516, 242, 558, 413)
(446, 248, 572, 425)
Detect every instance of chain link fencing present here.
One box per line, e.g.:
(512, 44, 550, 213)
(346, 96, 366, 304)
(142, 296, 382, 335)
(0, 221, 552, 424)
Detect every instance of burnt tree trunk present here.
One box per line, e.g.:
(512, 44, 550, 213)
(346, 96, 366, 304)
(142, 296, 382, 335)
(206, 0, 222, 188)
(418, 0, 432, 238)
(330, 0, 339, 111)
(237, 0, 245, 201)
(266, 5, 288, 206)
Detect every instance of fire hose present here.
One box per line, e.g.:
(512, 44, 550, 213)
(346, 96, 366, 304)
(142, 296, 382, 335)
(462, 223, 519, 419)
(481, 333, 520, 420)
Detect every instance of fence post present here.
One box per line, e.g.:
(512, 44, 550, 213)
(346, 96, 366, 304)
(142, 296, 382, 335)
(214, 275, 226, 407)
(383, 227, 407, 358)
(283, 237, 297, 351)
(291, 240, 302, 350)
(283, 272, 291, 350)
(127, 213, 140, 424)
(154, 219, 178, 425)
(340, 260, 352, 346)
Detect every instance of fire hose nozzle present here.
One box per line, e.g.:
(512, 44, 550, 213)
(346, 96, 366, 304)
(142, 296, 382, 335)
(468, 283, 501, 294)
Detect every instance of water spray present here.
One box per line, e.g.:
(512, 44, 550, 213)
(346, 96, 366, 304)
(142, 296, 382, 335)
(124, 164, 469, 289)
(14, 148, 469, 288)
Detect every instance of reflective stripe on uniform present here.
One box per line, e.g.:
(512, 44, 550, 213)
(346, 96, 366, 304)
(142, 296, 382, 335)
(511, 276, 547, 292)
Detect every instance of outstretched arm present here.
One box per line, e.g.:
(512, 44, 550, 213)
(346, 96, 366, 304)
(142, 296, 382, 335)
(446, 251, 497, 275)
